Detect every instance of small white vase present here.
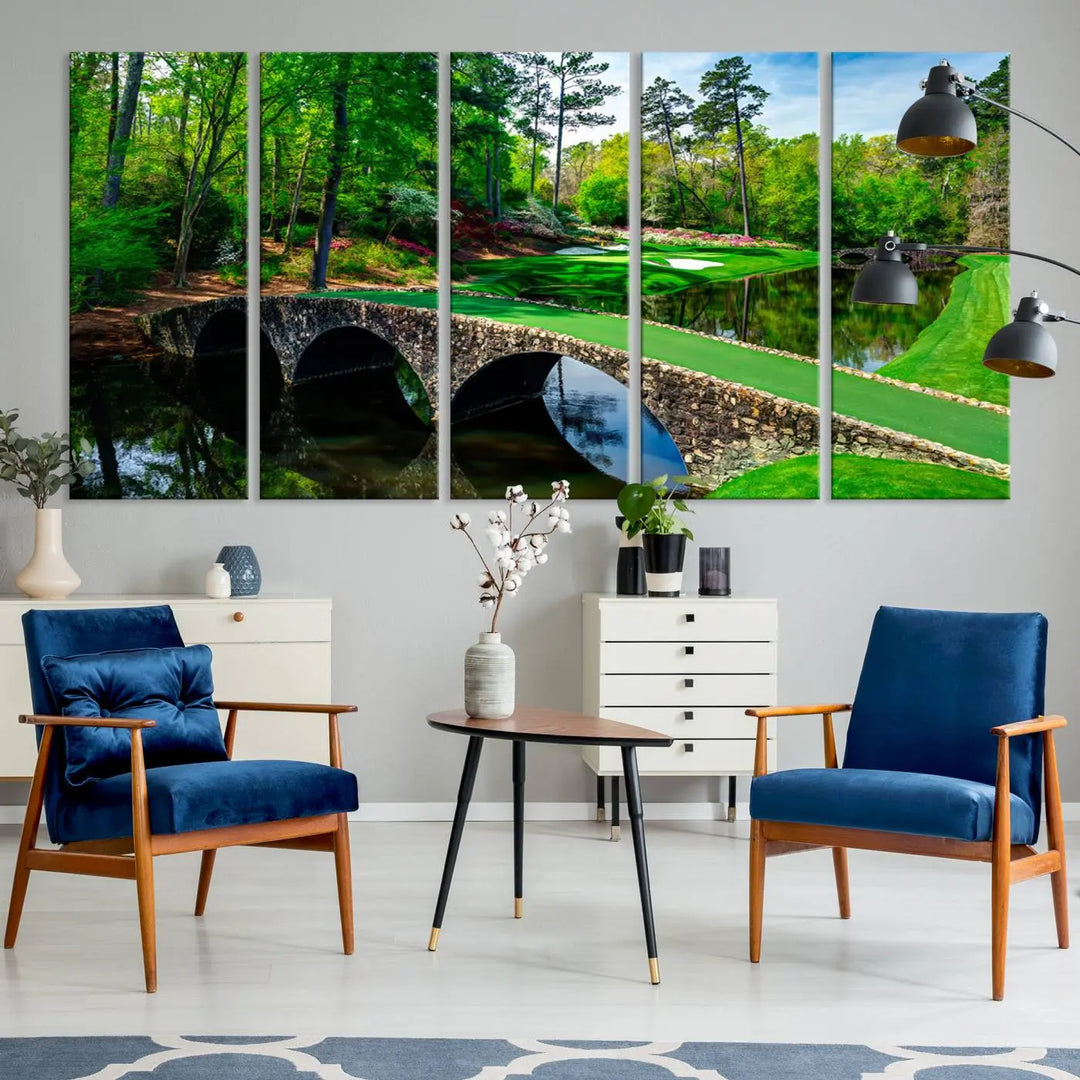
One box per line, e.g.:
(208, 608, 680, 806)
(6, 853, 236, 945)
(464, 631, 515, 719)
(15, 508, 82, 600)
(204, 562, 231, 599)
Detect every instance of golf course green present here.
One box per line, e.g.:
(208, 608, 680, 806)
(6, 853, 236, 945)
(708, 454, 1008, 500)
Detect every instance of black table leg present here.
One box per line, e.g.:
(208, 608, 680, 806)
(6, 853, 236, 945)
(596, 774, 606, 822)
(513, 739, 525, 918)
(727, 775, 738, 823)
(610, 775, 621, 841)
(428, 735, 484, 951)
(621, 744, 659, 984)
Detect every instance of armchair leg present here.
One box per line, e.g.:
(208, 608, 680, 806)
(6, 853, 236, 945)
(5, 726, 52, 950)
(333, 813, 354, 955)
(1044, 731, 1070, 950)
(832, 848, 851, 919)
(194, 850, 217, 917)
(131, 731, 157, 993)
(991, 736, 1011, 1001)
(749, 819, 765, 962)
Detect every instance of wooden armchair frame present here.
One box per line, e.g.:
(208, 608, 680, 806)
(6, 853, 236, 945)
(4, 700, 358, 993)
(747, 704, 1069, 1000)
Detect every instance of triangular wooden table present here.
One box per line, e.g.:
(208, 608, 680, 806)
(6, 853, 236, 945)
(425, 707, 673, 984)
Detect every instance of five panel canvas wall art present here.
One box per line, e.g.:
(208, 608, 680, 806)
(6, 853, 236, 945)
(66, 52, 1011, 501)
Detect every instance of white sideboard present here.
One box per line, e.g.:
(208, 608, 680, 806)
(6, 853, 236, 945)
(582, 593, 778, 815)
(0, 595, 333, 780)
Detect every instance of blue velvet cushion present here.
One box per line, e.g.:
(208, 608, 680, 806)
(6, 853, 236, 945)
(53, 759, 359, 844)
(843, 606, 1047, 829)
(41, 645, 228, 786)
(24, 605, 184, 845)
(750, 767, 1037, 844)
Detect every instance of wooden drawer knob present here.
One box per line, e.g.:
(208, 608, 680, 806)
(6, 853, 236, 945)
(233, 611, 245, 623)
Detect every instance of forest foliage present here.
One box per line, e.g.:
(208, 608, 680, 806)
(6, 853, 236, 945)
(259, 52, 438, 291)
(832, 56, 1010, 250)
(69, 52, 248, 311)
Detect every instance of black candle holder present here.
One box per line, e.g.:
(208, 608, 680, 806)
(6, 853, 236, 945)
(698, 547, 731, 597)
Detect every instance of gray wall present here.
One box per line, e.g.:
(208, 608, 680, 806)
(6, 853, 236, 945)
(2, 0, 1079, 808)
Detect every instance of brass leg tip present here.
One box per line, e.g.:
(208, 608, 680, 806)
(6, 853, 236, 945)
(648, 957, 660, 985)
(514, 897, 523, 919)
(427, 927, 440, 951)
(610, 826, 621, 842)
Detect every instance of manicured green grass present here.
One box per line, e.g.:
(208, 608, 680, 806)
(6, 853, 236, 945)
(875, 255, 1010, 406)
(451, 245, 818, 306)
(708, 454, 1009, 499)
(322, 290, 1009, 463)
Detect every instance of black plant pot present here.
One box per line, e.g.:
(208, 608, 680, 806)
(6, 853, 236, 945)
(642, 533, 687, 597)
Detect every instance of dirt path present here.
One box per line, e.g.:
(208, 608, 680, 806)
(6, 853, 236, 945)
(70, 270, 246, 363)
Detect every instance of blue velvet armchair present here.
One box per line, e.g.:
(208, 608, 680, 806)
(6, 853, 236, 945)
(4, 605, 360, 992)
(747, 606, 1068, 1000)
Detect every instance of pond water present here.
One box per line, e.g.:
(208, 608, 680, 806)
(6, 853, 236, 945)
(261, 356, 435, 499)
(451, 356, 684, 498)
(831, 266, 957, 371)
(70, 350, 247, 500)
(643, 268, 820, 358)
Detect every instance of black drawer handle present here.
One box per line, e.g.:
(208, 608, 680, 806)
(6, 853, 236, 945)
(685, 613, 695, 623)
(684, 645, 695, 656)
(684, 678, 694, 688)
(684, 710, 694, 721)
(684, 742, 694, 752)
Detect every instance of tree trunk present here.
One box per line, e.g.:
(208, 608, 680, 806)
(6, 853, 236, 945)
(269, 136, 282, 242)
(553, 71, 567, 209)
(732, 97, 751, 237)
(484, 142, 493, 212)
(529, 81, 542, 195)
(493, 137, 502, 220)
(176, 59, 192, 177)
(106, 53, 119, 156)
(663, 114, 687, 226)
(101, 52, 145, 210)
(309, 59, 351, 292)
(284, 137, 311, 257)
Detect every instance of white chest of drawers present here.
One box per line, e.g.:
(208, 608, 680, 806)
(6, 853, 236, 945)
(581, 593, 778, 789)
(0, 595, 333, 779)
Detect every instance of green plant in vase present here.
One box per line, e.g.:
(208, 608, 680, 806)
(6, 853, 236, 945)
(617, 475, 701, 597)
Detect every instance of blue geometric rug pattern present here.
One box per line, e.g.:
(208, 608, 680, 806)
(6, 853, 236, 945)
(1, 1037, 1079, 1080)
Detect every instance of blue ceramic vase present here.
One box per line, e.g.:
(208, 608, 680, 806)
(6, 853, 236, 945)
(217, 545, 261, 597)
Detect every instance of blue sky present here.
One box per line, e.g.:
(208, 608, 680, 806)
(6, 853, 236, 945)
(644, 53, 819, 139)
(833, 52, 1008, 136)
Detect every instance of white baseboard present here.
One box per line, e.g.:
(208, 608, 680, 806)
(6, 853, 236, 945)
(3, 802, 1080, 826)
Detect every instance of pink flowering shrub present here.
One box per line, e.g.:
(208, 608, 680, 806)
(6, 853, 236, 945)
(388, 237, 436, 258)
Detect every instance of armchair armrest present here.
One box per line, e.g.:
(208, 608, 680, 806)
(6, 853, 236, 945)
(991, 715, 1067, 738)
(214, 701, 357, 714)
(19, 713, 156, 729)
(745, 704, 851, 718)
(746, 704, 851, 777)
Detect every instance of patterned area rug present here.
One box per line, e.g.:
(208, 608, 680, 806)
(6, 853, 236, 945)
(2, 1038, 1080, 1079)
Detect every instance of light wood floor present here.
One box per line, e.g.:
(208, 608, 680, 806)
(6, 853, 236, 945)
(1, 821, 1076, 1045)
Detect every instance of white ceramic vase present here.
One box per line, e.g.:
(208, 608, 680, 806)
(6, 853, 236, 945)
(204, 562, 231, 599)
(15, 508, 82, 600)
(464, 631, 515, 719)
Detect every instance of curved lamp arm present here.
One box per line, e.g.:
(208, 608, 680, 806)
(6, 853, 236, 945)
(962, 84, 1080, 161)
(882, 235, 1080, 281)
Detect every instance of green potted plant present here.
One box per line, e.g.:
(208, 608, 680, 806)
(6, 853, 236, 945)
(0, 409, 95, 599)
(617, 475, 697, 597)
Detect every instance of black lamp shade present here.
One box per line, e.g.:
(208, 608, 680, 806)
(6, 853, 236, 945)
(852, 256, 919, 305)
(983, 320, 1058, 378)
(897, 63, 977, 157)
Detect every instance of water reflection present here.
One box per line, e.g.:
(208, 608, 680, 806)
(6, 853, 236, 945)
(451, 355, 683, 498)
(70, 351, 247, 500)
(643, 268, 820, 358)
(831, 267, 957, 371)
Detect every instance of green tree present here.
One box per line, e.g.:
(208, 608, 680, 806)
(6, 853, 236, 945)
(641, 76, 694, 225)
(694, 56, 768, 236)
(513, 53, 556, 196)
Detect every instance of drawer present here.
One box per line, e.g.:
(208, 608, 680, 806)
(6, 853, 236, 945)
(601, 641, 775, 674)
(599, 706, 772, 741)
(171, 600, 330, 645)
(598, 599, 776, 642)
(601, 673, 776, 707)
(588, 738, 774, 776)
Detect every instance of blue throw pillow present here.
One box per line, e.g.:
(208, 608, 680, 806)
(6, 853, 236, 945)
(41, 644, 228, 786)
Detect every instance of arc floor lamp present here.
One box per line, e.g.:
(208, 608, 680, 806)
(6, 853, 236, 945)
(852, 59, 1079, 378)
